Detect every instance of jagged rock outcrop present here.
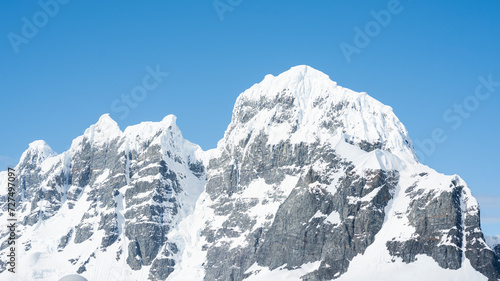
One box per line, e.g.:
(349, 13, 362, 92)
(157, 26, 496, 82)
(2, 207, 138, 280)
(0, 115, 205, 281)
(0, 66, 498, 281)
(171, 66, 500, 281)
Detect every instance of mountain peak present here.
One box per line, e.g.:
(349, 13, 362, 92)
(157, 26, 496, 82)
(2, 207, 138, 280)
(161, 114, 177, 127)
(123, 114, 178, 138)
(19, 140, 57, 166)
(257, 65, 335, 99)
(3, 67, 500, 281)
(225, 66, 417, 163)
(283, 65, 329, 79)
(96, 113, 120, 129)
(83, 113, 123, 144)
(28, 140, 53, 151)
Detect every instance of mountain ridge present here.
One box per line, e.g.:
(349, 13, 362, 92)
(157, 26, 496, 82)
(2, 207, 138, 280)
(0, 65, 499, 281)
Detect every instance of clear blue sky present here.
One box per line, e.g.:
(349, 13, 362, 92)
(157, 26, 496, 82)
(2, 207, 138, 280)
(1, 1, 499, 235)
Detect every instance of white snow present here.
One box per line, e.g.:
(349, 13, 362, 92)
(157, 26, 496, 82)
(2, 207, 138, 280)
(310, 210, 326, 220)
(219, 65, 417, 164)
(18, 140, 58, 166)
(244, 176, 300, 233)
(244, 261, 322, 281)
(0, 113, 206, 281)
(309, 210, 341, 226)
(83, 114, 122, 145)
(325, 211, 341, 225)
(94, 169, 110, 183)
(0, 66, 494, 281)
(337, 254, 487, 281)
(167, 192, 211, 281)
(353, 148, 407, 172)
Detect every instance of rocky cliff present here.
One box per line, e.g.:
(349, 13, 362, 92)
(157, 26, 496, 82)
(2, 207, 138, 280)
(1, 66, 499, 280)
(0, 115, 205, 280)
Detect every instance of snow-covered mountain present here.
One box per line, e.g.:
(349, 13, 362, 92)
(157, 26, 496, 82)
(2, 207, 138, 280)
(1, 66, 499, 280)
(0, 115, 205, 280)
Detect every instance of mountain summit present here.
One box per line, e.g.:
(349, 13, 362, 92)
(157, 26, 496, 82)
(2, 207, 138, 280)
(225, 65, 416, 163)
(0, 66, 498, 281)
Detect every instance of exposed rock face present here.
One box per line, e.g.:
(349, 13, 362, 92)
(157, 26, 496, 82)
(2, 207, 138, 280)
(173, 66, 500, 281)
(199, 134, 400, 281)
(0, 66, 499, 281)
(387, 179, 500, 279)
(0, 115, 205, 281)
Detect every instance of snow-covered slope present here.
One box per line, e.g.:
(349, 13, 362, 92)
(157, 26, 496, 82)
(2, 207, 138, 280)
(0, 114, 205, 281)
(0, 65, 498, 281)
(221, 65, 416, 163)
(171, 66, 499, 281)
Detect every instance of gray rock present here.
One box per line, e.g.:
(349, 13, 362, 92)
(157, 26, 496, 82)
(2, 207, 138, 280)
(1, 67, 499, 281)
